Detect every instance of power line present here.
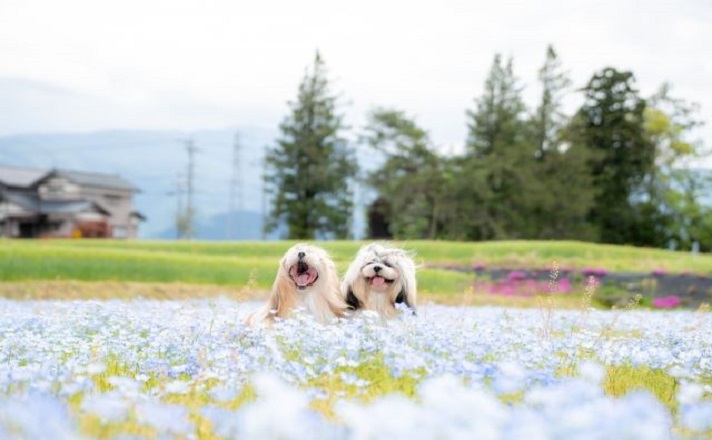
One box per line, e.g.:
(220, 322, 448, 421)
(28, 144, 178, 152)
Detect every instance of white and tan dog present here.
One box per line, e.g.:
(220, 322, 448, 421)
(341, 243, 417, 318)
(246, 244, 347, 326)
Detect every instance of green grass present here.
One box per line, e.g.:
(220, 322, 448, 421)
(1, 239, 710, 298)
(0, 242, 276, 286)
(408, 239, 712, 272)
(603, 364, 679, 413)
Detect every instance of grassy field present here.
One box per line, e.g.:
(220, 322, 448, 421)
(1, 239, 710, 303)
(1, 240, 711, 438)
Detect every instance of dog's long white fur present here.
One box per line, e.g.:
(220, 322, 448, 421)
(245, 244, 347, 326)
(341, 243, 417, 318)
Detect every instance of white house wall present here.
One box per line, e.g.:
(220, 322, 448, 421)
(78, 187, 135, 238)
(0, 201, 29, 219)
(38, 177, 81, 200)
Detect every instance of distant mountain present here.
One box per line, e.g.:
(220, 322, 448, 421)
(154, 209, 284, 241)
(0, 127, 275, 238)
(0, 127, 374, 239)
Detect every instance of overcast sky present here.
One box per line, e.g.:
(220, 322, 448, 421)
(1, 0, 711, 162)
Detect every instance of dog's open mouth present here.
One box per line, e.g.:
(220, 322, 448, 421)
(289, 262, 319, 289)
(369, 276, 394, 287)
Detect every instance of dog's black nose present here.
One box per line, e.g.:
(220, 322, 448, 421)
(373, 265, 382, 273)
(298, 251, 306, 259)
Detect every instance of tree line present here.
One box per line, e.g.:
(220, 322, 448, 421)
(264, 47, 711, 251)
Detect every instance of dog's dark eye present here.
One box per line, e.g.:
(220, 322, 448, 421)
(383, 262, 393, 268)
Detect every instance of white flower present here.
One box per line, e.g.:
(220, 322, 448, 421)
(578, 360, 605, 384)
(80, 392, 130, 422)
(135, 401, 194, 435)
(680, 402, 712, 432)
(164, 380, 191, 395)
(85, 362, 106, 375)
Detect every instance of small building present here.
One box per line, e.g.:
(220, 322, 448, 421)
(0, 165, 145, 239)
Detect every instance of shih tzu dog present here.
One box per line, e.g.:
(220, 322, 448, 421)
(245, 244, 347, 326)
(341, 243, 417, 318)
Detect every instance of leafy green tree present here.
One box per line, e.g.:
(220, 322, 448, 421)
(264, 52, 357, 239)
(569, 67, 655, 245)
(663, 169, 712, 251)
(641, 85, 711, 250)
(361, 108, 449, 239)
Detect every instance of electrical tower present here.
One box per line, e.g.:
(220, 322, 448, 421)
(183, 138, 197, 240)
(168, 172, 186, 239)
(261, 150, 268, 240)
(227, 133, 243, 240)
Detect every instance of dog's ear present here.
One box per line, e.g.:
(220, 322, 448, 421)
(393, 254, 417, 315)
(345, 288, 361, 310)
(268, 270, 298, 319)
(266, 282, 282, 318)
(395, 288, 416, 315)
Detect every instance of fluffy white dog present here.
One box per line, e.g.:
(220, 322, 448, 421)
(341, 243, 417, 318)
(245, 244, 347, 326)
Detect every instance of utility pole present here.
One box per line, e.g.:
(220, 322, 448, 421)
(227, 133, 242, 240)
(261, 150, 267, 240)
(168, 173, 185, 239)
(183, 138, 197, 240)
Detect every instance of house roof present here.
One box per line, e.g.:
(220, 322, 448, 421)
(0, 187, 110, 215)
(45, 169, 139, 192)
(0, 164, 139, 192)
(0, 165, 46, 188)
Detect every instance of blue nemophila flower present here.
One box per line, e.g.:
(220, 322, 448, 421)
(80, 391, 131, 422)
(0, 300, 710, 438)
(135, 401, 194, 435)
(0, 394, 77, 439)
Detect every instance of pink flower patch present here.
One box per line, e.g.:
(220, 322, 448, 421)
(506, 271, 527, 281)
(652, 296, 681, 309)
(582, 267, 607, 277)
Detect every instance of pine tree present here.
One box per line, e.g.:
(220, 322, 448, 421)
(264, 52, 357, 239)
(466, 54, 527, 158)
(461, 54, 538, 239)
(570, 67, 655, 244)
(530, 46, 596, 239)
(533, 45, 571, 160)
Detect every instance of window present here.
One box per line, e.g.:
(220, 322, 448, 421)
(104, 194, 122, 206)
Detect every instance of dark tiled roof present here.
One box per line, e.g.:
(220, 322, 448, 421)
(0, 188, 109, 215)
(0, 165, 138, 191)
(0, 165, 45, 187)
(52, 169, 139, 192)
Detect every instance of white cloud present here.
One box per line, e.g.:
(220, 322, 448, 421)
(0, 0, 710, 164)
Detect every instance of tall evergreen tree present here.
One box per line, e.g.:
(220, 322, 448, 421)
(569, 67, 655, 245)
(461, 54, 539, 239)
(466, 54, 527, 158)
(529, 46, 596, 239)
(533, 45, 572, 160)
(264, 52, 357, 239)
